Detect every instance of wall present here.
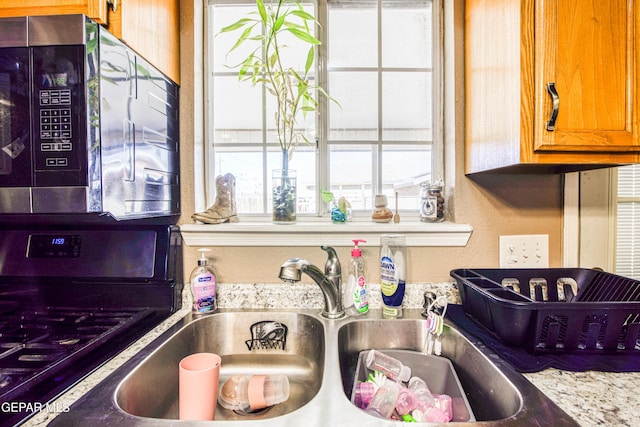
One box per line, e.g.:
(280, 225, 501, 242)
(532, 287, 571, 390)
(177, 0, 564, 285)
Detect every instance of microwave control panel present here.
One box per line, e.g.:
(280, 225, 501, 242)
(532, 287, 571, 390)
(31, 45, 87, 186)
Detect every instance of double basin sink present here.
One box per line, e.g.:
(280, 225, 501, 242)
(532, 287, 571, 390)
(50, 309, 578, 426)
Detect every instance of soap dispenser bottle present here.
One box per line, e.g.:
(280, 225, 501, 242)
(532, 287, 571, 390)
(343, 239, 368, 317)
(190, 248, 218, 313)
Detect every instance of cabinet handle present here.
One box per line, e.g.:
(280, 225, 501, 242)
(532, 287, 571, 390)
(546, 82, 559, 131)
(107, 0, 118, 12)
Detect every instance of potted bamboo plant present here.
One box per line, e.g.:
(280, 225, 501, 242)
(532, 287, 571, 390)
(219, 0, 333, 223)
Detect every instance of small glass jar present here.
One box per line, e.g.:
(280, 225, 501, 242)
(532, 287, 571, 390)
(420, 181, 445, 222)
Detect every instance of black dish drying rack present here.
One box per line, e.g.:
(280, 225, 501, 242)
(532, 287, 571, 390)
(451, 268, 640, 354)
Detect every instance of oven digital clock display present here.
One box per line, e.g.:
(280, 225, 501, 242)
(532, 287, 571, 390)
(28, 234, 82, 258)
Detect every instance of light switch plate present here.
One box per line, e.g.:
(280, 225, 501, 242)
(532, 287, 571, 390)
(499, 234, 549, 268)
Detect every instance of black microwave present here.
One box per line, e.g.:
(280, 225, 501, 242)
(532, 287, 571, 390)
(0, 15, 180, 221)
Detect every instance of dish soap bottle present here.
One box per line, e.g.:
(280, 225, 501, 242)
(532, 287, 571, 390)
(380, 234, 406, 319)
(343, 239, 368, 317)
(190, 248, 217, 313)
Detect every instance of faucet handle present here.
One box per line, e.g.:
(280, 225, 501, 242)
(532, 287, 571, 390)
(422, 291, 437, 317)
(320, 245, 341, 275)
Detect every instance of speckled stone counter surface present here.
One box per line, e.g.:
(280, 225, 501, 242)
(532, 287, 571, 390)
(24, 283, 640, 426)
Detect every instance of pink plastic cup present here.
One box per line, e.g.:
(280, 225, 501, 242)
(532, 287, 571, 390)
(179, 352, 222, 420)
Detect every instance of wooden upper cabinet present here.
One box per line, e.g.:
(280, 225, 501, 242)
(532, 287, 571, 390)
(465, 0, 640, 174)
(0, 1, 108, 24)
(0, 1, 179, 84)
(108, 0, 179, 84)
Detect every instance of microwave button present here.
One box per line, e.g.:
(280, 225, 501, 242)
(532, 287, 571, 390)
(45, 158, 67, 167)
(59, 90, 71, 104)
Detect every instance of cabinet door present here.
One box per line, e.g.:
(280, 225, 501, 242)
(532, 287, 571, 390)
(118, 0, 180, 84)
(0, 1, 108, 24)
(534, 0, 639, 153)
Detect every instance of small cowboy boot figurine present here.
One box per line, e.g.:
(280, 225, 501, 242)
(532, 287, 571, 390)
(192, 173, 239, 224)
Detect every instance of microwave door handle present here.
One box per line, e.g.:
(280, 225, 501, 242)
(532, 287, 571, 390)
(123, 119, 134, 181)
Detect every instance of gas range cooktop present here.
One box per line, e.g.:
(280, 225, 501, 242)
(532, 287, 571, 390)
(0, 224, 182, 426)
(0, 305, 155, 402)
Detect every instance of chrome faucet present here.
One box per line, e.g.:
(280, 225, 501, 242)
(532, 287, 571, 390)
(279, 246, 345, 319)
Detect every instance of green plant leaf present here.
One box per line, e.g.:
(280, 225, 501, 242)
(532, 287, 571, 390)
(321, 188, 334, 203)
(219, 18, 252, 33)
(238, 56, 252, 80)
(304, 46, 314, 75)
(228, 26, 253, 53)
(282, 20, 306, 30)
(268, 52, 278, 69)
(274, 14, 286, 31)
(218, 0, 336, 154)
(256, 0, 268, 24)
(290, 10, 316, 21)
(286, 27, 320, 45)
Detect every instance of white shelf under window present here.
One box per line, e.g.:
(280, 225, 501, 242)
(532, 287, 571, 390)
(180, 220, 473, 247)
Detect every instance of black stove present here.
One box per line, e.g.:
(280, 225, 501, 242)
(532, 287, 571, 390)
(0, 223, 182, 426)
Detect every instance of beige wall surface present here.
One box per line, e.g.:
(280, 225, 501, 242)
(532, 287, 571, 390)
(177, 1, 564, 285)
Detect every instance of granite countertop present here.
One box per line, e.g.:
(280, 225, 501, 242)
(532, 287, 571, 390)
(25, 283, 640, 427)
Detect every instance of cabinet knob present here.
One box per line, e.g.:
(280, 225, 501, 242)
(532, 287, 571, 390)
(546, 82, 559, 131)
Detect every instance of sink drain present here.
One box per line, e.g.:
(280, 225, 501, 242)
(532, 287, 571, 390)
(232, 406, 272, 416)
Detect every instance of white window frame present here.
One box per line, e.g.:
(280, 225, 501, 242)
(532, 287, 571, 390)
(183, 0, 472, 248)
(201, 0, 442, 216)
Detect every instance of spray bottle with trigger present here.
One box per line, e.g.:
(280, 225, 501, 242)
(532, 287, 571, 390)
(343, 239, 368, 317)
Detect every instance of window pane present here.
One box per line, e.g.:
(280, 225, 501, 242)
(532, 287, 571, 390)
(329, 145, 374, 210)
(211, 5, 255, 73)
(382, 145, 431, 209)
(382, 72, 432, 141)
(328, 4, 377, 68)
(381, 2, 432, 68)
(213, 76, 262, 143)
(329, 71, 378, 141)
(286, 148, 317, 213)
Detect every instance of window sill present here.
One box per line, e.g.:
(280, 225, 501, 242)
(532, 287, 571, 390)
(180, 220, 472, 247)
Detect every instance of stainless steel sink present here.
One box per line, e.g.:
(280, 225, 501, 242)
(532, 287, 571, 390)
(338, 318, 543, 423)
(50, 309, 578, 426)
(116, 311, 324, 421)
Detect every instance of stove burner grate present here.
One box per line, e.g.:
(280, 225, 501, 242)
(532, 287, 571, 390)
(0, 306, 153, 404)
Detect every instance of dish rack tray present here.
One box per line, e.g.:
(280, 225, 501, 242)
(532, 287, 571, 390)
(451, 268, 640, 354)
